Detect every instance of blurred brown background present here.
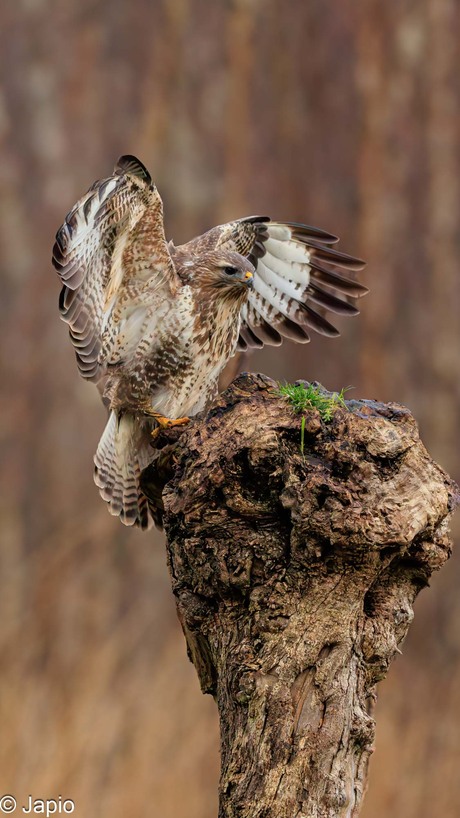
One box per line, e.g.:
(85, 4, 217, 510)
(1, 1, 459, 816)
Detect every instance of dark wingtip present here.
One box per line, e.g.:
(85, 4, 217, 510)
(308, 242, 367, 271)
(114, 155, 152, 185)
(242, 215, 271, 225)
(289, 222, 340, 245)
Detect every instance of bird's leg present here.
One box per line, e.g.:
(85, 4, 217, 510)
(150, 413, 190, 441)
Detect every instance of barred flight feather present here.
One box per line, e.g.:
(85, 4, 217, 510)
(263, 237, 311, 264)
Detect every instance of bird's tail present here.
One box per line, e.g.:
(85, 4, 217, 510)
(94, 411, 153, 529)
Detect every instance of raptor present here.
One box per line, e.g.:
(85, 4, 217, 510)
(53, 155, 367, 529)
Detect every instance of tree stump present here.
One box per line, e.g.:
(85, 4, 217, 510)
(142, 373, 458, 818)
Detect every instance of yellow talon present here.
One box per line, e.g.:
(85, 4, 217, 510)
(150, 414, 190, 439)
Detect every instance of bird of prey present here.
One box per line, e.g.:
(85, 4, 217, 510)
(52, 155, 367, 529)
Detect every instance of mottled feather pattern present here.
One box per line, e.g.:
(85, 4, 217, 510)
(53, 155, 367, 528)
(176, 216, 366, 351)
(53, 156, 176, 383)
(235, 221, 366, 348)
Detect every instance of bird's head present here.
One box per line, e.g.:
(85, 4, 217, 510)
(193, 250, 255, 300)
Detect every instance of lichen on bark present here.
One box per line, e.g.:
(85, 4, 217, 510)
(142, 373, 458, 818)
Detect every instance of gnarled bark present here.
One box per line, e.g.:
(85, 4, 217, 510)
(142, 373, 458, 818)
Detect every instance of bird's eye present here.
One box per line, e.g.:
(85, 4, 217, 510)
(223, 266, 239, 276)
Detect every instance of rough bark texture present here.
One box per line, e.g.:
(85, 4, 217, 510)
(143, 373, 458, 818)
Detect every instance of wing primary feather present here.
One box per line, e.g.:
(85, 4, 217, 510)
(251, 240, 267, 259)
(240, 302, 283, 347)
(247, 293, 310, 343)
(299, 305, 340, 337)
(275, 316, 310, 342)
(257, 259, 305, 301)
(264, 237, 310, 264)
(308, 260, 369, 297)
(240, 215, 271, 225)
(114, 155, 152, 184)
(288, 222, 340, 244)
(83, 193, 97, 223)
(239, 325, 265, 349)
(308, 242, 366, 270)
(97, 177, 119, 202)
(260, 320, 282, 345)
(249, 318, 283, 346)
(307, 285, 360, 316)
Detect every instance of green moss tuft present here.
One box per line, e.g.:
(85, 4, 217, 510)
(278, 382, 350, 454)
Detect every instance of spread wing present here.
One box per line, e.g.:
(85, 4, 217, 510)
(179, 217, 367, 350)
(52, 155, 178, 382)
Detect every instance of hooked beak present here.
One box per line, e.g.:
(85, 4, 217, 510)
(244, 270, 254, 288)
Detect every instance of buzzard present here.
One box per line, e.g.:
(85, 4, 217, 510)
(52, 155, 367, 529)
